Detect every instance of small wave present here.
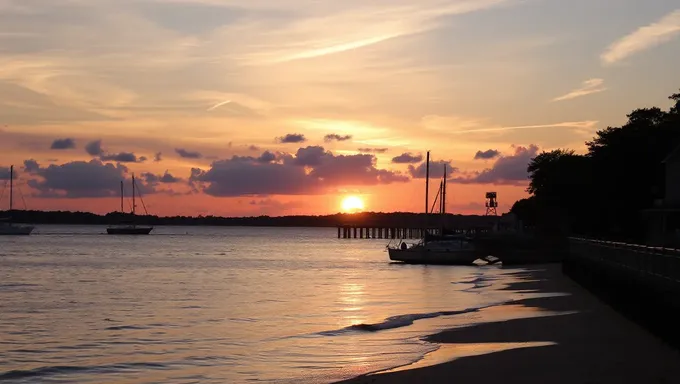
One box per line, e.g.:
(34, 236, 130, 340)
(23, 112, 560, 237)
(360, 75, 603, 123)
(104, 322, 173, 331)
(105, 325, 147, 331)
(0, 365, 92, 380)
(0, 362, 167, 381)
(317, 304, 502, 336)
(454, 275, 497, 285)
(228, 317, 258, 323)
(0, 283, 40, 291)
(462, 283, 492, 292)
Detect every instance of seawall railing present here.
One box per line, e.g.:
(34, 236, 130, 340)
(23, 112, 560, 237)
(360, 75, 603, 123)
(568, 237, 680, 287)
(566, 237, 680, 349)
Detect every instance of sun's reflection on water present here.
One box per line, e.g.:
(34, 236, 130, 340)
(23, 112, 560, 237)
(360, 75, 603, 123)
(339, 282, 367, 327)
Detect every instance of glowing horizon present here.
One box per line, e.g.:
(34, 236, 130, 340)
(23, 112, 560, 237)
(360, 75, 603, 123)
(1, 0, 679, 216)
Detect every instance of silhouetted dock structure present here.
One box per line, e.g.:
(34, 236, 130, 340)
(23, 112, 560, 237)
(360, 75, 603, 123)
(336, 226, 488, 239)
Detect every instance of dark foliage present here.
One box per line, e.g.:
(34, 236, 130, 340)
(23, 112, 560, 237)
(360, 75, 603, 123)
(511, 90, 680, 242)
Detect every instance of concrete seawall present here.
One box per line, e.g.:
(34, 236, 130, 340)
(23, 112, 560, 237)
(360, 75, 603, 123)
(564, 238, 680, 349)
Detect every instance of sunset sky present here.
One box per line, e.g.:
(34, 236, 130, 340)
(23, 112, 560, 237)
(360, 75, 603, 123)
(1, 0, 679, 216)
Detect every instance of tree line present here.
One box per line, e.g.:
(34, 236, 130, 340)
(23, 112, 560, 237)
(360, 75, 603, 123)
(1, 210, 498, 228)
(511, 90, 680, 242)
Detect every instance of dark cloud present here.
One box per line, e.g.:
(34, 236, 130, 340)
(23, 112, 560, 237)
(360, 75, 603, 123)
(142, 171, 181, 184)
(85, 140, 104, 156)
(358, 148, 388, 154)
(408, 160, 457, 179)
(392, 152, 423, 164)
(0, 162, 37, 180)
(293, 146, 327, 166)
(324, 134, 353, 142)
(191, 147, 408, 197)
(50, 138, 76, 150)
(0, 166, 12, 180)
(27, 160, 129, 198)
(193, 160, 312, 196)
(154, 152, 162, 162)
(257, 151, 277, 163)
(100, 152, 145, 163)
(175, 148, 203, 159)
(474, 149, 501, 160)
(455, 145, 540, 185)
(309, 152, 409, 185)
(23, 159, 40, 174)
(84, 140, 145, 163)
(24, 159, 164, 198)
(277, 133, 307, 144)
(190, 168, 203, 179)
(248, 145, 260, 151)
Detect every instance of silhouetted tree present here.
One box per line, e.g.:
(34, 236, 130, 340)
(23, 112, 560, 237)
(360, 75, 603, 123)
(517, 89, 680, 241)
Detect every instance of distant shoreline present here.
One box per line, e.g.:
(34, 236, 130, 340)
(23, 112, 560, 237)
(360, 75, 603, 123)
(1, 210, 506, 228)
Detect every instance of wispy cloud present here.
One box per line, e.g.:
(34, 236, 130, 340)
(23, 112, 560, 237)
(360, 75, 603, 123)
(207, 100, 232, 111)
(601, 9, 680, 65)
(450, 121, 598, 134)
(233, 0, 513, 64)
(552, 78, 606, 102)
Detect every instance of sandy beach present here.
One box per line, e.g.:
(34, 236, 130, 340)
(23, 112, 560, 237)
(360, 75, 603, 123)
(337, 264, 680, 384)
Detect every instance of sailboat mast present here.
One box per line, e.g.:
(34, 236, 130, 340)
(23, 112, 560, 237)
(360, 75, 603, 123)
(9, 165, 13, 211)
(442, 164, 447, 215)
(438, 181, 444, 213)
(425, 151, 430, 214)
(132, 173, 136, 216)
(120, 181, 124, 212)
(424, 151, 430, 243)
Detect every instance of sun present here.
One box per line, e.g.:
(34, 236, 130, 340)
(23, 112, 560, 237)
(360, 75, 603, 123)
(341, 196, 365, 213)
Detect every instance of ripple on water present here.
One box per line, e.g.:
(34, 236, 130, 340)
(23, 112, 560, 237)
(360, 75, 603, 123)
(0, 362, 168, 381)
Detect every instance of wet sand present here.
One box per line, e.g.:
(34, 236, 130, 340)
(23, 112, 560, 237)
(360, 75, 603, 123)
(337, 264, 680, 384)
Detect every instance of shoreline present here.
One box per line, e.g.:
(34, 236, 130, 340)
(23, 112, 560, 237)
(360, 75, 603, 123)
(336, 264, 680, 383)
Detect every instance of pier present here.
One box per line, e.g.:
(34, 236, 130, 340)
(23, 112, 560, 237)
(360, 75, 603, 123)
(336, 226, 489, 239)
(337, 226, 431, 239)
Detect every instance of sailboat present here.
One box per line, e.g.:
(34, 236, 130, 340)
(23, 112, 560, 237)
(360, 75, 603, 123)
(107, 173, 153, 235)
(387, 152, 478, 265)
(0, 165, 35, 235)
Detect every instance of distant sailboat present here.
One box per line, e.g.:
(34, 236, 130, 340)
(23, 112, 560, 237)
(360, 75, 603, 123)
(0, 165, 35, 235)
(107, 173, 153, 235)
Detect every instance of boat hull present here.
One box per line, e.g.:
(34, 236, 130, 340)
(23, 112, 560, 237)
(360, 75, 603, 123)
(106, 226, 153, 235)
(0, 225, 35, 235)
(388, 247, 478, 265)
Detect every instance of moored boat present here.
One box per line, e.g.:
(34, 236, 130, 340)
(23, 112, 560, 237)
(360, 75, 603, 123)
(107, 174, 153, 235)
(106, 224, 153, 235)
(0, 220, 35, 235)
(0, 165, 35, 236)
(388, 235, 478, 265)
(387, 151, 478, 265)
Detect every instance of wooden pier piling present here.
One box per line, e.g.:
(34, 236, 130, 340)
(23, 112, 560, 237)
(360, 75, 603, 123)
(338, 226, 442, 239)
(337, 225, 475, 239)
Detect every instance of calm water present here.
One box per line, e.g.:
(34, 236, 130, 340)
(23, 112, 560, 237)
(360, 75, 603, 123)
(1, 226, 538, 383)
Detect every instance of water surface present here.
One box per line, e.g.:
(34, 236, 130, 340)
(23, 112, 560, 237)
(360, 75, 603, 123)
(1, 226, 535, 383)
